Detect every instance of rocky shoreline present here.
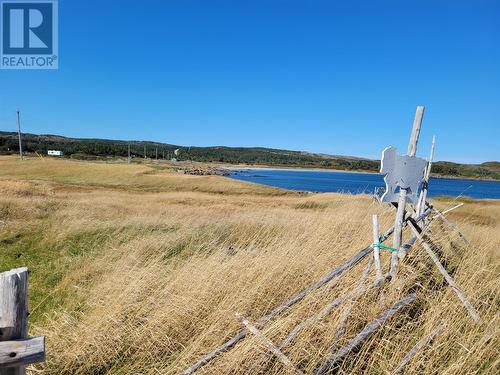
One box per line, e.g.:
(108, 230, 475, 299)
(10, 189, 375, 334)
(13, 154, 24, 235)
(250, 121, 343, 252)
(183, 167, 230, 176)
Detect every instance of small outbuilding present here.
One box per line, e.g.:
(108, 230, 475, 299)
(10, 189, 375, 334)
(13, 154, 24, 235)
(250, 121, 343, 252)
(48, 150, 64, 156)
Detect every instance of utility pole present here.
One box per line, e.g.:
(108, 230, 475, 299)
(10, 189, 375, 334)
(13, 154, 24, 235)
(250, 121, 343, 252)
(155, 147, 158, 160)
(17, 110, 23, 160)
(128, 143, 131, 163)
(162, 149, 165, 160)
(144, 145, 147, 159)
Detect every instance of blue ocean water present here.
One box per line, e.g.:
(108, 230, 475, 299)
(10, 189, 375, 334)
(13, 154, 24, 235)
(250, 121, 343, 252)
(228, 168, 500, 199)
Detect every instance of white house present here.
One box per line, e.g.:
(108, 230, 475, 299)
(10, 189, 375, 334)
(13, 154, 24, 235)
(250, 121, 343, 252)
(48, 150, 64, 156)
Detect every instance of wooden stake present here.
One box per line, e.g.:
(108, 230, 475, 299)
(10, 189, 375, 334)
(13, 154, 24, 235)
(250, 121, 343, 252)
(390, 106, 424, 278)
(313, 293, 417, 375)
(393, 324, 444, 374)
(408, 221, 480, 322)
(390, 190, 407, 275)
(416, 136, 436, 216)
(236, 314, 304, 375)
(372, 215, 383, 280)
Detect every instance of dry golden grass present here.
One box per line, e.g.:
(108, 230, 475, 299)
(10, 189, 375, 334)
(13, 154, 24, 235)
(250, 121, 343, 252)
(0, 155, 498, 374)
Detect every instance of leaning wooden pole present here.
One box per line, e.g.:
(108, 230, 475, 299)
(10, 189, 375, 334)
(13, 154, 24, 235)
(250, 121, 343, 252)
(390, 106, 424, 278)
(408, 221, 480, 322)
(0, 268, 28, 375)
(313, 293, 417, 375)
(236, 314, 304, 375)
(393, 323, 444, 374)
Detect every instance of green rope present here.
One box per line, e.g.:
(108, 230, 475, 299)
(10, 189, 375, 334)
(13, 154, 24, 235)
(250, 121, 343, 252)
(371, 243, 399, 252)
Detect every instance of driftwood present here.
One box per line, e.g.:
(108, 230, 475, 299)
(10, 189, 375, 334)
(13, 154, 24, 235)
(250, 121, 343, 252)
(408, 221, 480, 322)
(392, 323, 444, 374)
(313, 293, 417, 375)
(180, 210, 432, 375)
(235, 314, 304, 375)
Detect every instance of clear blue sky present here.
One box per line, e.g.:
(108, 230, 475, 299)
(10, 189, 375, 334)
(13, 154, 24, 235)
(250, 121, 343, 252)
(1, 0, 499, 163)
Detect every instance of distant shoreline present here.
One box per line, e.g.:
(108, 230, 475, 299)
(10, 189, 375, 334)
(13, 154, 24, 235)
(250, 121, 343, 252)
(223, 165, 500, 182)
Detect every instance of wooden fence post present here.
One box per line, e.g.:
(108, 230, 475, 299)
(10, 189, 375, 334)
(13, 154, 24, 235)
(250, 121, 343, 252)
(0, 268, 45, 374)
(390, 106, 424, 279)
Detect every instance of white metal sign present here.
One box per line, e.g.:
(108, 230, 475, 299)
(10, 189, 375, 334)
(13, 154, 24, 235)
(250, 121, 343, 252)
(380, 146, 427, 204)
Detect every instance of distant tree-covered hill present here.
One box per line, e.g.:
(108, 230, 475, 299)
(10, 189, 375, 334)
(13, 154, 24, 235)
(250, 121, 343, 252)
(1, 131, 499, 180)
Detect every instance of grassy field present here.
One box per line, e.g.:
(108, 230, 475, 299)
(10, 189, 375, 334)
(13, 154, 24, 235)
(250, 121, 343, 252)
(0, 155, 498, 374)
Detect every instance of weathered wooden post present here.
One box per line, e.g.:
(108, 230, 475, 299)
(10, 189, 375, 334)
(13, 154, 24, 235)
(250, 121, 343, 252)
(0, 268, 45, 374)
(371, 215, 383, 280)
(416, 135, 436, 216)
(381, 106, 426, 279)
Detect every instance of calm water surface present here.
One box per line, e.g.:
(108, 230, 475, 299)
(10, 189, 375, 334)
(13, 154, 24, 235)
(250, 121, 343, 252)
(229, 168, 500, 199)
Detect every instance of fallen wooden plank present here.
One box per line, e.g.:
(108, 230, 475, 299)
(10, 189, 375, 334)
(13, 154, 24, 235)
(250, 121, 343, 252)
(313, 293, 417, 375)
(408, 221, 480, 322)
(236, 314, 304, 375)
(0, 337, 45, 368)
(392, 324, 444, 374)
